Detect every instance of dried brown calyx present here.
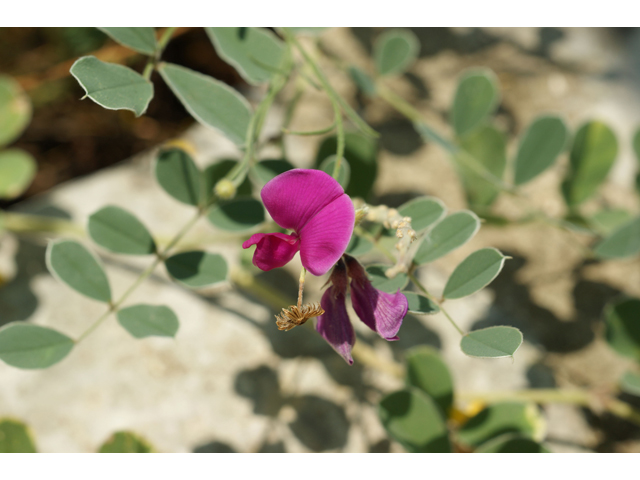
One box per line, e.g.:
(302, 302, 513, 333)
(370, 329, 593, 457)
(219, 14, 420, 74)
(275, 303, 324, 331)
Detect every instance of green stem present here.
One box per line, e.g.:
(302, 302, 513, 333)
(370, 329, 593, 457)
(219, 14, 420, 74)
(331, 96, 345, 180)
(143, 27, 176, 81)
(282, 122, 336, 136)
(156, 27, 177, 56)
(75, 209, 203, 343)
(409, 272, 464, 336)
(224, 67, 289, 189)
(282, 28, 378, 139)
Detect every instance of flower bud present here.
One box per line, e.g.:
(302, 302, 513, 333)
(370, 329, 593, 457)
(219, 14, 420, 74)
(214, 179, 236, 200)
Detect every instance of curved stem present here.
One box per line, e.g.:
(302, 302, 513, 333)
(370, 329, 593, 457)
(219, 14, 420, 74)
(282, 28, 377, 139)
(75, 209, 203, 343)
(282, 122, 336, 136)
(409, 272, 464, 336)
(143, 27, 178, 80)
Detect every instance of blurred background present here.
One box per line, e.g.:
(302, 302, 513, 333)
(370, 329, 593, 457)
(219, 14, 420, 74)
(1, 27, 640, 453)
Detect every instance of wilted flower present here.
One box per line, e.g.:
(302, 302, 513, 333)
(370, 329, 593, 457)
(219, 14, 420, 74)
(317, 254, 408, 364)
(242, 169, 355, 276)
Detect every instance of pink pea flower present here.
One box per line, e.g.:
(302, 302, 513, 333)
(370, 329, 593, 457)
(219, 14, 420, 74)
(317, 254, 408, 365)
(242, 169, 355, 276)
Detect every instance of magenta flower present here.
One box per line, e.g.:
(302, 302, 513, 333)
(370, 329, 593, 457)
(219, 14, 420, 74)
(317, 254, 408, 364)
(242, 169, 355, 276)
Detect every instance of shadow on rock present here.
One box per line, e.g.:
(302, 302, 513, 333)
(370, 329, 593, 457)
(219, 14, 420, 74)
(470, 254, 620, 353)
(0, 238, 47, 326)
(389, 314, 441, 362)
(193, 441, 236, 453)
(288, 395, 350, 452)
(234, 365, 285, 417)
(373, 118, 424, 156)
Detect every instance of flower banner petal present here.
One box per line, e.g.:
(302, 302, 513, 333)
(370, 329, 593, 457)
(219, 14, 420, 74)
(299, 194, 355, 276)
(317, 286, 355, 365)
(242, 232, 300, 271)
(261, 169, 346, 232)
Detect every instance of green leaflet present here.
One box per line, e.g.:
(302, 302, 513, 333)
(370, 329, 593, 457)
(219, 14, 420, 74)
(374, 29, 420, 76)
(158, 62, 252, 146)
(514, 115, 568, 185)
(98, 27, 157, 55)
(562, 120, 617, 207)
(70, 56, 153, 117)
(0, 323, 74, 369)
(451, 69, 500, 137)
(205, 27, 286, 85)
(46, 240, 112, 302)
(0, 75, 32, 147)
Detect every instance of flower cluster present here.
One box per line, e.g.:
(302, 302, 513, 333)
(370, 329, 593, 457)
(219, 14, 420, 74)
(243, 168, 407, 364)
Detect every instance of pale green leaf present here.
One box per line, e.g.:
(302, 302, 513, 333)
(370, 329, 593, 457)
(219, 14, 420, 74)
(0, 149, 36, 199)
(451, 69, 500, 137)
(405, 346, 453, 414)
(0, 75, 32, 147)
(378, 388, 450, 452)
(165, 251, 228, 288)
(589, 209, 633, 235)
(593, 216, 640, 259)
(413, 210, 480, 265)
(155, 147, 202, 206)
(70, 56, 153, 117)
(348, 66, 376, 96)
(46, 240, 111, 302)
(88, 206, 156, 255)
(286, 27, 328, 36)
(443, 248, 507, 299)
(456, 125, 507, 206)
(605, 297, 640, 362)
(366, 265, 408, 293)
(374, 29, 420, 77)
(620, 371, 640, 397)
(0, 323, 74, 369)
(346, 235, 374, 257)
(514, 115, 568, 185)
(475, 433, 550, 453)
(207, 197, 265, 232)
(319, 156, 350, 189)
(98, 27, 156, 55)
(0, 419, 37, 453)
(205, 27, 286, 85)
(117, 304, 179, 338)
(460, 326, 523, 358)
(457, 402, 543, 448)
(315, 132, 378, 199)
(158, 62, 251, 146)
(99, 431, 153, 453)
(403, 292, 440, 315)
(562, 120, 617, 206)
(251, 158, 294, 184)
(397, 196, 446, 233)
